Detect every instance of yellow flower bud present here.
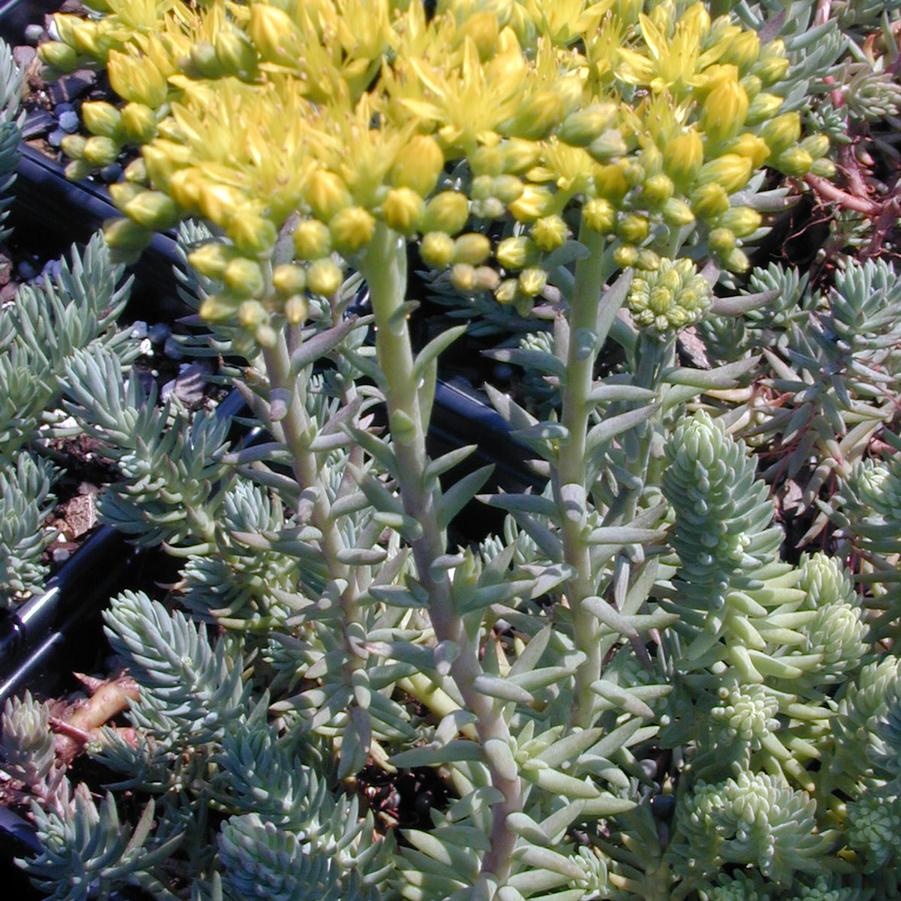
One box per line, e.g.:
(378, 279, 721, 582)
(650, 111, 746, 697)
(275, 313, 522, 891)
(726, 133, 770, 168)
(200, 292, 241, 322)
(616, 214, 649, 244)
(188, 41, 222, 79)
(124, 158, 147, 184)
(664, 130, 704, 189)
(391, 135, 445, 196)
(773, 147, 813, 177)
(491, 175, 524, 204)
(199, 182, 246, 226)
(723, 247, 750, 273)
(708, 227, 736, 255)
(583, 197, 616, 233)
(307, 170, 352, 222)
(502, 91, 564, 140)
(746, 92, 783, 125)
(120, 103, 157, 144)
(248, 3, 299, 65)
(518, 267, 547, 297)
(215, 28, 258, 78)
(293, 219, 332, 260)
(38, 41, 78, 72)
(470, 145, 505, 177)
(60, 134, 87, 160)
(107, 51, 168, 108)
(382, 187, 424, 234)
(661, 197, 695, 227)
(168, 167, 205, 210)
(141, 140, 191, 191)
(108, 181, 143, 209)
(255, 324, 276, 349)
(124, 190, 179, 229)
(273, 264, 307, 296)
(188, 243, 234, 280)
(690, 183, 730, 220)
(721, 31, 760, 72)
(454, 233, 491, 266)
(642, 173, 674, 205)
(422, 191, 469, 235)
(284, 294, 309, 324)
(701, 78, 749, 144)
(740, 75, 762, 100)
(613, 244, 639, 268)
(495, 278, 519, 305)
(587, 129, 628, 162)
(697, 154, 753, 194)
(458, 10, 500, 60)
(225, 258, 265, 297)
(238, 299, 267, 329)
(230, 213, 278, 256)
(65, 159, 93, 181)
(103, 216, 152, 251)
(558, 103, 617, 147)
(82, 136, 120, 167)
(717, 207, 762, 238)
(760, 112, 801, 156)
(420, 231, 456, 268)
(752, 54, 789, 86)
(531, 215, 568, 251)
(502, 139, 541, 174)
(330, 206, 376, 253)
(800, 135, 830, 160)
(473, 266, 500, 292)
(636, 249, 660, 271)
(508, 185, 554, 222)
(810, 158, 836, 178)
(450, 263, 477, 292)
(81, 101, 121, 139)
(496, 236, 536, 270)
(307, 258, 343, 296)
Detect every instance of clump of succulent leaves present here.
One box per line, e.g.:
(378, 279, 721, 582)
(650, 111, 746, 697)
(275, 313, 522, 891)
(1, 1, 899, 899)
(0, 40, 140, 607)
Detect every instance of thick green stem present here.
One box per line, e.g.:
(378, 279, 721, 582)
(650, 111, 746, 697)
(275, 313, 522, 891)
(362, 223, 522, 888)
(558, 226, 612, 728)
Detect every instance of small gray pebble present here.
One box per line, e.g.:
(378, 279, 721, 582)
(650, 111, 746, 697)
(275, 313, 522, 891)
(99, 162, 123, 183)
(148, 322, 172, 344)
(52, 547, 72, 564)
(47, 128, 65, 148)
(163, 335, 183, 360)
(129, 320, 148, 339)
(13, 46, 36, 68)
(24, 24, 45, 43)
(17, 260, 38, 280)
(58, 110, 79, 133)
(55, 101, 74, 115)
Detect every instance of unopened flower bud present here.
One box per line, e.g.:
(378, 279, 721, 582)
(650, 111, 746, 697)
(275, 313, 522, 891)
(531, 215, 568, 251)
(491, 175, 524, 204)
(697, 154, 753, 194)
(454, 233, 491, 265)
(199, 182, 245, 226)
(107, 50, 168, 108)
(200, 292, 241, 322)
(108, 181, 144, 209)
(636, 249, 660, 271)
(450, 262, 477, 292)
(690, 183, 730, 220)
(123, 158, 147, 184)
(587, 129, 628, 162)
(82, 136, 120, 167)
(496, 235, 536, 270)
(773, 147, 813, 176)
(613, 244, 639, 268)
(391, 135, 444, 196)
(661, 197, 695, 227)
(103, 216, 152, 252)
(740, 74, 762, 99)
(188, 41, 222, 79)
(664, 130, 704, 188)
(60, 134, 87, 160)
(458, 10, 499, 59)
(230, 213, 278, 255)
(518, 267, 547, 297)
(502, 139, 541, 174)
(503, 90, 564, 140)
(616, 213, 649, 244)
(642, 173, 674, 205)
(420, 231, 456, 267)
(330, 206, 376, 253)
(38, 41, 78, 72)
(583, 197, 616, 233)
(721, 31, 760, 72)
(508, 185, 554, 222)
(746, 92, 783, 125)
(810, 158, 836, 178)
(470, 144, 505, 176)
(726, 133, 770, 168)
(238, 299, 267, 329)
(722, 247, 750, 273)
(382, 187, 424, 234)
(708, 227, 736, 254)
(800, 134, 830, 160)
(628, 257, 712, 334)
(470, 175, 494, 200)
(215, 28, 258, 78)
(124, 190, 179, 229)
(594, 163, 630, 202)
(307, 170, 352, 222)
(471, 197, 506, 219)
(495, 278, 519, 305)
(141, 140, 191, 190)
(701, 78, 748, 144)
(120, 103, 157, 144)
(284, 294, 309, 324)
(752, 54, 789, 86)
(81, 101, 121, 138)
(717, 207, 762, 237)
(168, 167, 205, 210)
(248, 3, 299, 65)
(293, 219, 332, 260)
(188, 243, 233, 280)
(760, 112, 801, 155)
(307, 258, 343, 296)
(225, 258, 265, 297)
(558, 103, 617, 147)
(422, 191, 469, 234)
(273, 264, 307, 296)
(473, 266, 500, 292)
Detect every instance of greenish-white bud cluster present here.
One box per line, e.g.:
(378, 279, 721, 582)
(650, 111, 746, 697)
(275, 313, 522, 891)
(627, 258, 712, 335)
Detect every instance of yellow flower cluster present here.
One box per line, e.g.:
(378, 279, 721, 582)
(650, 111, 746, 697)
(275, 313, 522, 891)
(42, 0, 830, 342)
